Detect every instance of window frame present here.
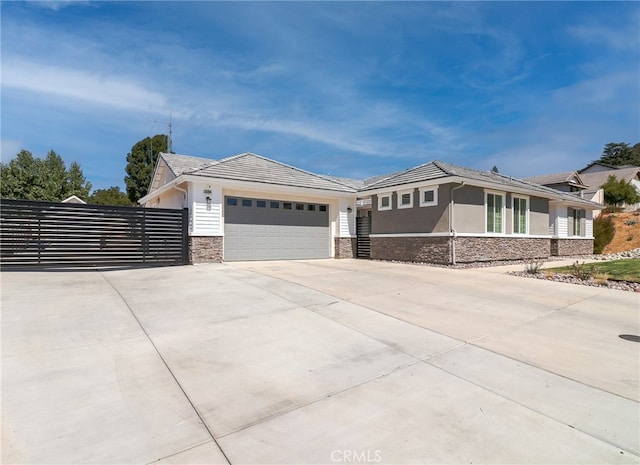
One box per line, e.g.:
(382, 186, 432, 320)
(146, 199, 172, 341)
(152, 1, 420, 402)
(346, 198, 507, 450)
(397, 189, 414, 209)
(378, 193, 392, 211)
(512, 195, 529, 235)
(485, 190, 505, 234)
(419, 185, 439, 207)
(571, 207, 586, 237)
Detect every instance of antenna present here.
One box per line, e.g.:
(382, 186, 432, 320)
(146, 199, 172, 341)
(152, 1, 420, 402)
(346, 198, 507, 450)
(152, 114, 173, 153)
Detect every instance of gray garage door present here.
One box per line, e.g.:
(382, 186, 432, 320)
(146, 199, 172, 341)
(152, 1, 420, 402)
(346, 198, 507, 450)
(224, 196, 330, 261)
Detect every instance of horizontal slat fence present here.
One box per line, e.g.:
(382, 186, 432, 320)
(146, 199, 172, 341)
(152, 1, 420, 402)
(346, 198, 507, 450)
(1, 199, 188, 268)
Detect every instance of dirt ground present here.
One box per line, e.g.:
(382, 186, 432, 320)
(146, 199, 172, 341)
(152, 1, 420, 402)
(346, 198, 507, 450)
(602, 211, 640, 254)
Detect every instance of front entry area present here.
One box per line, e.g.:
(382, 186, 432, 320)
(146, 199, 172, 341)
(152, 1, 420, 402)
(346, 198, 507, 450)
(223, 196, 331, 261)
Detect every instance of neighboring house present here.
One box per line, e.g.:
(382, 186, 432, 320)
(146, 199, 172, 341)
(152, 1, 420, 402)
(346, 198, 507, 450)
(140, 152, 600, 264)
(578, 162, 640, 212)
(522, 172, 587, 193)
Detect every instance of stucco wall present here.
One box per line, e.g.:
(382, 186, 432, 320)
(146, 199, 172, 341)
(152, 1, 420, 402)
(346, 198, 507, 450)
(529, 196, 550, 235)
(371, 187, 449, 234)
(452, 185, 485, 233)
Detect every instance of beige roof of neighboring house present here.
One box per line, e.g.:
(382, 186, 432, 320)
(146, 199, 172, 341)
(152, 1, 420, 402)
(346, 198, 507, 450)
(522, 171, 586, 188)
(578, 166, 640, 190)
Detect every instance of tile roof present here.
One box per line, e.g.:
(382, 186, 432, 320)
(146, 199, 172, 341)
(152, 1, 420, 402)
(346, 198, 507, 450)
(361, 160, 600, 206)
(160, 152, 217, 176)
(154, 153, 601, 206)
(522, 171, 584, 187)
(188, 152, 358, 193)
(579, 166, 640, 191)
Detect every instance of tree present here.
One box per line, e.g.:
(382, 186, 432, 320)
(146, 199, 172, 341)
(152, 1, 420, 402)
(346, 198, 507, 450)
(491, 165, 499, 173)
(124, 134, 168, 203)
(0, 149, 91, 201)
(601, 174, 640, 206)
(89, 186, 132, 206)
(596, 142, 640, 166)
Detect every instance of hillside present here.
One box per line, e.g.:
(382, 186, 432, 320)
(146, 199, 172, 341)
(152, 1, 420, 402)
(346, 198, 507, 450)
(601, 211, 640, 254)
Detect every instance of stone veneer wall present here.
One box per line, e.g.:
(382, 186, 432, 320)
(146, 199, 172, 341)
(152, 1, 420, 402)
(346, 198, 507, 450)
(189, 236, 223, 263)
(370, 236, 451, 264)
(334, 237, 356, 259)
(551, 238, 593, 256)
(455, 237, 550, 262)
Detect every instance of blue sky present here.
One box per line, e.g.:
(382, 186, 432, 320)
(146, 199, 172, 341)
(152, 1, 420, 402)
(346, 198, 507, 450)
(2, 1, 639, 191)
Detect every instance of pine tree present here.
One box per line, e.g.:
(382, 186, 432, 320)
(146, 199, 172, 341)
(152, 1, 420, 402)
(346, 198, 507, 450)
(124, 134, 169, 203)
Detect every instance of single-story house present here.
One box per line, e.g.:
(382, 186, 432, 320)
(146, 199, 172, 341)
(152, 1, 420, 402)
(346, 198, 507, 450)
(140, 152, 600, 264)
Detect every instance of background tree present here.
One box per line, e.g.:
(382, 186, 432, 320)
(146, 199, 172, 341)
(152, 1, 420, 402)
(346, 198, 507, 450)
(88, 186, 132, 206)
(601, 174, 640, 206)
(596, 142, 640, 166)
(124, 134, 169, 203)
(491, 165, 499, 173)
(0, 149, 91, 201)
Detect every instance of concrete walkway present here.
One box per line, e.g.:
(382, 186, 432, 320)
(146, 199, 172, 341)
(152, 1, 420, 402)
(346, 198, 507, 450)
(1, 260, 638, 464)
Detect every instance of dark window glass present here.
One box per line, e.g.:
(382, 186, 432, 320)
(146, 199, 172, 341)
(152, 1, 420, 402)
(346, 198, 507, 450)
(226, 198, 238, 206)
(307, 204, 316, 211)
(283, 202, 292, 210)
(242, 199, 252, 207)
(296, 203, 304, 210)
(257, 200, 266, 208)
(270, 201, 279, 208)
(319, 205, 327, 212)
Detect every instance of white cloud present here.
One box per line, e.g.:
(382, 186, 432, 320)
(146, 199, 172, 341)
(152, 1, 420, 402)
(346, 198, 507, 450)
(2, 58, 168, 113)
(568, 21, 640, 52)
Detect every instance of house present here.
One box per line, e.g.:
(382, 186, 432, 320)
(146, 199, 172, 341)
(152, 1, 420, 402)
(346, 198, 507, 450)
(61, 195, 87, 204)
(140, 152, 600, 264)
(526, 163, 640, 216)
(578, 162, 640, 211)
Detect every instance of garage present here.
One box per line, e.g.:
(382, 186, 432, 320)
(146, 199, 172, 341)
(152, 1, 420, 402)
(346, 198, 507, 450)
(224, 196, 331, 261)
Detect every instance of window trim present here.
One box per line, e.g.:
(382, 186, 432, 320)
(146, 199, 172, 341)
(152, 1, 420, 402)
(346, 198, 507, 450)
(397, 189, 414, 209)
(512, 195, 529, 235)
(378, 193, 392, 211)
(419, 185, 439, 207)
(570, 207, 586, 237)
(485, 190, 505, 234)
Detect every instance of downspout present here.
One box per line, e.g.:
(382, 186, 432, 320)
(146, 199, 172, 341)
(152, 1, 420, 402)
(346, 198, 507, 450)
(450, 182, 466, 265)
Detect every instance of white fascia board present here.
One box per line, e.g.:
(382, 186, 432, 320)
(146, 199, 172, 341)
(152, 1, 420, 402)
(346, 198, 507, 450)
(139, 176, 186, 204)
(370, 232, 553, 239)
(549, 199, 601, 209)
(182, 175, 357, 200)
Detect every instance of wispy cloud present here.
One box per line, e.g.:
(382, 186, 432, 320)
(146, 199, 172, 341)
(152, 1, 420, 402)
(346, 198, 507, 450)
(568, 18, 640, 52)
(2, 58, 168, 113)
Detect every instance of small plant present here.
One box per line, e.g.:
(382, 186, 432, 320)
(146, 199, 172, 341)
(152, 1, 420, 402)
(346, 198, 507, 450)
(570, 261, 597, 280)
(594, 272, 609, 285)
(627, 236, 634, 241)
(602, 206, 624, 214)
(634, 212, 640, 217)
(523, 260, 545, 274)
(625, 219, 638, 226)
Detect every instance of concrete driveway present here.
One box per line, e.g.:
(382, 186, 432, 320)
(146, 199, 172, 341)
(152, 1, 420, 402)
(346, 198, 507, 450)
(1, 259, 638, 464)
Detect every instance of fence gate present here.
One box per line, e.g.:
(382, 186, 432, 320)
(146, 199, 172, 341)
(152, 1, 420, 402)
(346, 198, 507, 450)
(356, 216, 371, 259)
(0, 199, 188, 268)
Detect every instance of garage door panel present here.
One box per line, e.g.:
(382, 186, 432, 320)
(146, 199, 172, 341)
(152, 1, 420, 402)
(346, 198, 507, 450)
(224, 197, 330, 261)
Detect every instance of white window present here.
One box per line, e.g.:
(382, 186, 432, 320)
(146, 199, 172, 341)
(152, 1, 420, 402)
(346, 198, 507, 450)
(486, 191, 505, 233)
(378, 193, 392, 211)
(419, 186, 438, 207)
(512, 196, 529, 235)
(397, 190, 413, 209)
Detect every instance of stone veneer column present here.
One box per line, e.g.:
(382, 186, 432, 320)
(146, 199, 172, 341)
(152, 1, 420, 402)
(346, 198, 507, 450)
(189, 236, 223, 263)
(334, 237, 356, 258)
(550, 238, 593, 256)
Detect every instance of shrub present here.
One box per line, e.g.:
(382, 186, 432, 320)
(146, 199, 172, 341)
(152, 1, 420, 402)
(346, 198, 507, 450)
(624, 219, 638, 226)
(594, 273, 609, 285)
(593, 215, 615, 254)
(570, 261, 597, 280)
(523, 260, 545, 274)
(602, 206, 623, 214)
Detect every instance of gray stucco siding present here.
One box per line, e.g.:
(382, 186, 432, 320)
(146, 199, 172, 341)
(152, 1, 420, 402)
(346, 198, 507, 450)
(451, 185, 485, 234)
(371, 189, 449, 234)
(529, 196, 550, 235)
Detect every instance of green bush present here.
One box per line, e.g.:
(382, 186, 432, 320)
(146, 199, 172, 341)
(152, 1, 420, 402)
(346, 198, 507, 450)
(593, 215, 615, 254)
(571, 261, 598, 280)
(602, 206, 624, 214)
(624, 219, 638, 226)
